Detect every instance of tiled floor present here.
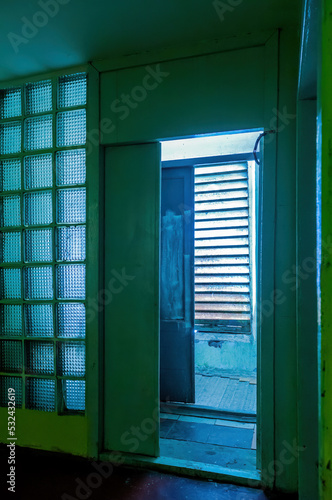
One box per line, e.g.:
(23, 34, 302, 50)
(195, 374, 257, 414)
(161, 413, 257, 450)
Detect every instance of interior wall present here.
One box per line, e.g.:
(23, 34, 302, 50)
(99, 46, 265, 144)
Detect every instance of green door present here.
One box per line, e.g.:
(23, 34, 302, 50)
(104, 143, 161, 456)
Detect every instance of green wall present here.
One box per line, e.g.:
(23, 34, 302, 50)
(319, 0, 332, 498)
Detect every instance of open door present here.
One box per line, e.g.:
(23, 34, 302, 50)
(104, 143, 161, 456)
(160, 166, 195, 403)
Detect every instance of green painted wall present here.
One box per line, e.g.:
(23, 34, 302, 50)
(100, 46, 265, 144)
(319, 1, 332, 498)
(0, 409, 88, 456)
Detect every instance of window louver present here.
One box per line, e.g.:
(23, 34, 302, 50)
(194, 162, 252, 334)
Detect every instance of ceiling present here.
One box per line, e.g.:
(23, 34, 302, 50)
(0, 0, 302, 81)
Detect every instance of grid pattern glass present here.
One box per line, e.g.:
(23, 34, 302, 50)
(0, 195, 21, 227)
(0, 268, 21, 299)
(24, 191, 53, 225)
(56, 265, 85, 300)
(0, 232, 21, 263)
(62, 379, 85, 411)
(24, 115, 53, 150)
(26, 341, 54, 375)
(57, 109, 86, 147)
(0, 305, 22, 337)
(0, 122, 21, 155)
(24, 266, 53, 300)
(56, 188, 86, 224)
(57, 341, 85, 376)
(24, 154, 53, 189)
(25, 304, 54, 337)
(25, 80, 52, 115)
(0, 376, 22, 407)
(0, 73, 87, 414)
(57, 303, 85, 339)
(0, 159, 21, 191)
(0, 340, 22, 373)
(26, 378, 55, 411)
(56, 149, 86, 186)
(24, 229, 52, 262)
(58, 73, 87, 108)
(0, 88, 21, 119)
(57, 226, 86, 261)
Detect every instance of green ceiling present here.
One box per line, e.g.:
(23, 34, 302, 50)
(0, 0, 301, 81)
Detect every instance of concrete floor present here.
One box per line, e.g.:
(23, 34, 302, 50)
(0, 446, 296, 500)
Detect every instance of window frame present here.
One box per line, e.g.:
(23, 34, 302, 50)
(0, 64, 101, 458)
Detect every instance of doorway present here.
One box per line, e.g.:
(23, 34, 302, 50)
(159, 131, 261, 468)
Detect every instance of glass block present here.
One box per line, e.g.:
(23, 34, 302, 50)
(0, 305, 22, 337)
(24, 229, 52, 262)
(56, 226, 86, 262)
(0, 341, 22, 373)
(24, 266, 53, 300)
(0, 159, 21, 191)
(56, 149, 86, 186)
(0, 232, 21, 263)
(56, 188, 86, 224)
(62, 379, 85, 411)
(56, 109, 86, 147)
(0, 195, 21, 227)
(0, 87, 22, 119)
(24, 154, 53, 189)
(56, 265, 85, 299)
(26, 378, 55, 412)
(57, 303, 85, 339)
(25, 304, 53, 337)
(0, 268, 21, 299)
(0, 376, 22, 407)
(25, 80, 52, 115)
(24, 191, 52, 226)
(57, 341, 85, 377)
(24, 115, 53, 151)
(0, 122, 21, 155)
(58, 73, 87, 108)
(26, 341, 54, 375)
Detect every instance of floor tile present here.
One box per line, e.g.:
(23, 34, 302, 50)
(207, 425, 254, 449)
(166, 420, 212, 444)
(160, 418, 176, 438)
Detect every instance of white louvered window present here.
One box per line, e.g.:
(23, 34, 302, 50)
(194, 161, 255, 334)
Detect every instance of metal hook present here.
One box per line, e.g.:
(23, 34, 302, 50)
(253, 130, 276, 165)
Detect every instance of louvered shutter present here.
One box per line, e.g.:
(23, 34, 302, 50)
(194, 162, 252, 334)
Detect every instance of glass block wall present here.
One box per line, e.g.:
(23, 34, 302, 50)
(0, 73, 87, 413)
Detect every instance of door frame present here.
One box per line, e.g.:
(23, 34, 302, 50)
(99, 33, 279, 487)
